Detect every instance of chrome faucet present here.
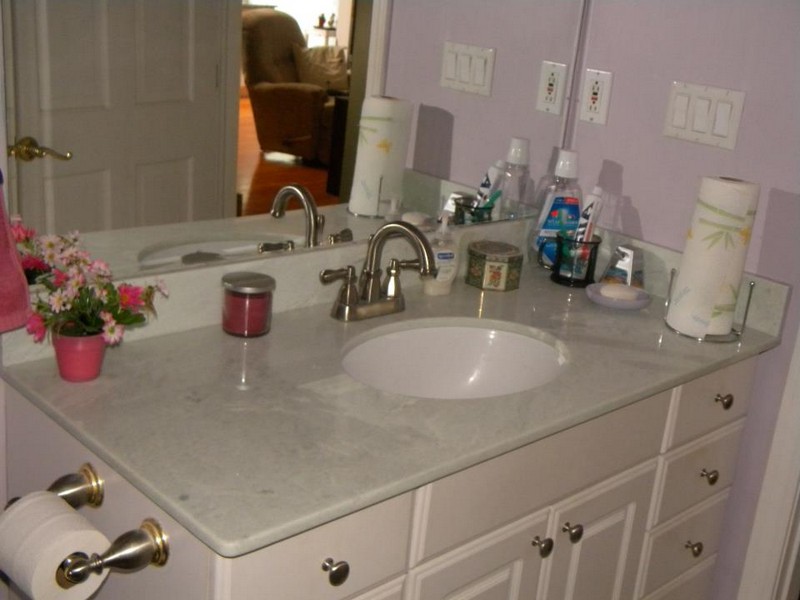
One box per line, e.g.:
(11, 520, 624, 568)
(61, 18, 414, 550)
(270, 184, 325, 247)
(320, 221, 437, 321)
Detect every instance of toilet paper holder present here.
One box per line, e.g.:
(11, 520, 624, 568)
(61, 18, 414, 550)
(3, 464, 169, 589)
(3, 463, 104, 511)
(56, 518, 169, 589)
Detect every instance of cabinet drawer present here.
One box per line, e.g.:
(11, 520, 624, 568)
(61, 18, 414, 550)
(638, 490, 728, 597)
(665, 358, 755, 450)
(654, 420, 742, 525)
(412, 391, 669, 561)
(641, 557, 715, 600)
(228, 493, 412, 600)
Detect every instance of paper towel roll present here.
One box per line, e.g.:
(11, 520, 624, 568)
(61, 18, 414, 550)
(0, 491, 110, 600)
(666, 176, 760, 338)
(348, 96, 414, 217)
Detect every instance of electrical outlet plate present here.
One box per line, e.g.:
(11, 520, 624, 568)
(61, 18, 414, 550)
(440, 41, 495, 96)
(536, 61, 567, 115)
(663, 81, 745, 150)
(579, 68, 613, 125)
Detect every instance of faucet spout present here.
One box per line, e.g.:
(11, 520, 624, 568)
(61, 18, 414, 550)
(270, 184, 325, 247)
(361, 221, 437, 302)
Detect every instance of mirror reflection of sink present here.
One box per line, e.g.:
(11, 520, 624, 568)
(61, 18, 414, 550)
(342, 318, 568, 400)
(138, 234, 303, 269)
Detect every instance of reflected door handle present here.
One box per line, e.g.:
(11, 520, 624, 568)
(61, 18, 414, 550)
(8, 136, 72, 162)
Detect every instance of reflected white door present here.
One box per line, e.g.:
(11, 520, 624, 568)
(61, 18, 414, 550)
(5, 0, 226, 233)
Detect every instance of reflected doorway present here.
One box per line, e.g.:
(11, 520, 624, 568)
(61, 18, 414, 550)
(236, 0, 354, 217)
(236, 97, 339, 216)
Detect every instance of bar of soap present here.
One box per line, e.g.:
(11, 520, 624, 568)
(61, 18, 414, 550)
(599, 283, 640, 301)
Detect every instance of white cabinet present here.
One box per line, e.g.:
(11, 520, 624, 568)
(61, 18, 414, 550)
(1, 357, 756, 599)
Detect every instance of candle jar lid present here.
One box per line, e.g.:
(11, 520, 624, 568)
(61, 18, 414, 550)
(222, 272, 276, 294)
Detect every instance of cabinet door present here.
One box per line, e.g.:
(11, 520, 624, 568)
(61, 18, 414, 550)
(539, 462, 656, 600)
(405, 508, 550, 600)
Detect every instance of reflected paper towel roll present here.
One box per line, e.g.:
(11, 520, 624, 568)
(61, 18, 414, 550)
(348, 96, 414, 217)
(0, 491, 110, 600)
(666, 176, 760, 338)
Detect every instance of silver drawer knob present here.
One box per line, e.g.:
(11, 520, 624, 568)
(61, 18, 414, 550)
(561, 522, 584, 543)
(714, 393, 734, 410)
(700, 468, 720, 485)
(685, 540, 704, 558)
(321, 557, 350, 586)
(531, 536, 554, 558)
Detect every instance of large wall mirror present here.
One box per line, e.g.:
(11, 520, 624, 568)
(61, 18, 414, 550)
(1, 0, 585, 276)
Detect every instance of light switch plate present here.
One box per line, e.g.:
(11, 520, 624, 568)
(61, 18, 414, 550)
(663, 81, 745, 150)
(440, 41, 495, 96)
(536, 61, 567, 115)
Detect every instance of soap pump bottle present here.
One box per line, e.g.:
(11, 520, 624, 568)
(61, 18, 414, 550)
(528, 149, 582, 265)
(498, 137, 531, 220)
(423, 212, 459, 296)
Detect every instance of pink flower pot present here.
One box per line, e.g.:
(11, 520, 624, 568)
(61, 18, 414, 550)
(53, 334, 107, 382)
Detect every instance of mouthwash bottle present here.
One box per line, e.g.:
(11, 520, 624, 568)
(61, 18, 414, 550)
(498, 137, 531, 220)
(528, 149, 582, 266)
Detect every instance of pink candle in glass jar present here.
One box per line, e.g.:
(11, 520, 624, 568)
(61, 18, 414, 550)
(221, 272, 275, 337)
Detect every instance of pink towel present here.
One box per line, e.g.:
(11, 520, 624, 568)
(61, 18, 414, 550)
(0, 177, 31, 333)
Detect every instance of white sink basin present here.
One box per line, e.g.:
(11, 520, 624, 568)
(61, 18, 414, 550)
(138, 235, 302, 268)
(342, 318, 567, 399)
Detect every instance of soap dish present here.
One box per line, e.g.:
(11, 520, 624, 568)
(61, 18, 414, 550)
(586, 283, 651, 310)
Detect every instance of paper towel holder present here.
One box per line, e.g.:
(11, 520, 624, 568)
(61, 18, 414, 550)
(664, 269, 756, 343)
(56, 518, 169, 589)
(4, 463, 104, 511)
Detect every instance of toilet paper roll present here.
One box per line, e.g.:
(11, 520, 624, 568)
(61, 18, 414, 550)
(666, 176, 760, 338)
(0, 491, 110, 600)
(348, 96, 414, 217)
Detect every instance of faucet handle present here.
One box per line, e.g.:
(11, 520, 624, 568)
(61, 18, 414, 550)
(328, 228, 353, 245)
(382, 259, 403, 299)
(320, 266, 359, 321)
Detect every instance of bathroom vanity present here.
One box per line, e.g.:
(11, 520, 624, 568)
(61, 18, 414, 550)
(0, 220, 786, 599)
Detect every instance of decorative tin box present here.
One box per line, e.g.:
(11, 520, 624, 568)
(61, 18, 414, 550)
(466, 241, 523, 291)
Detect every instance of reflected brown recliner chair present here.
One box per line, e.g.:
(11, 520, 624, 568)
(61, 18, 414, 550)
(241, 8, 336, 165)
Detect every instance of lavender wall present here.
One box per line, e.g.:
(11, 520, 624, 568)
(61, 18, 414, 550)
(385, 1, 800, 597)
(574, 3, 800, 596)
(384, 0, 584, 187)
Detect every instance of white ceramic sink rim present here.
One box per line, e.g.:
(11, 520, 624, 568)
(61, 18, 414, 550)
(341, 317, 568, 400)
(138, 234, 302, 268)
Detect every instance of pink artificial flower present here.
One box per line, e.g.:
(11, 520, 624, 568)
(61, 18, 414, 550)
(52, 269, 70, 288)
(64, 275, 84, 299)
(102, 320, 124, 345)
(26, 313, 47, 343)
(10, 219, 35, 243)
(93, 285, 109, 303)
(118, 284, 144, 310)
(48, 289, 70, 313)
(20, 255, 49, 272)
(155, 279, 169, 298)
(99, 311, 115, 324)
(89, 260, 112, 278)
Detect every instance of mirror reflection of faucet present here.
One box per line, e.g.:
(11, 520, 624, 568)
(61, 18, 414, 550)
(269, 184, 325, 248)
(320, 221, 437, 321)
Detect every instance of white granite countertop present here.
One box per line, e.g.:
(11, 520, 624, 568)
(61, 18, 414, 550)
(1, 263, 781, 558)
